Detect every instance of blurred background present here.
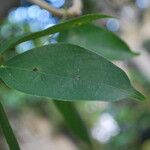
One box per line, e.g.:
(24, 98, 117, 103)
(0, 0, 150, 149)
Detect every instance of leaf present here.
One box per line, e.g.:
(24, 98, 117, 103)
(0, 44, 145, 101)
(0, 101, 20, 150)
(0, 13, 111, 54)
(53, 100, 92, 146)
(58, 24, 139, 60)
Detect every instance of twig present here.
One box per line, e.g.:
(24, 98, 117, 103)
(67, 0, 83, 17)
(27, 0, 83, 18)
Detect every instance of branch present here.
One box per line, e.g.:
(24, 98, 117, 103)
(27, 0, 83, 18)
(67, 0, 83, 17)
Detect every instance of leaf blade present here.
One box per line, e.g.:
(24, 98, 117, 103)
(0, 13, 111, 54)
(0, 44, 145, 101)
(58, 24, 139, 60)
(53, 100, 92, 146)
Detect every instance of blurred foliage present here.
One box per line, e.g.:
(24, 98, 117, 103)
(143, 39, 150, 53)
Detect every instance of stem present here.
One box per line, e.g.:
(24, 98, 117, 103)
(0, 101, 20, 150)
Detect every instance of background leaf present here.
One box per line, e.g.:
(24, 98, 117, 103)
(53, 100, 92, 147)
(0, 101, 20, 150)
(0, 14, 111, 54)
(58, 24, 138, 60)
(0, 44, 145, 101)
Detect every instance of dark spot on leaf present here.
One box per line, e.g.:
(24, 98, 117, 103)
(75, 75, 80, 81)
(33, 67, 38, 72)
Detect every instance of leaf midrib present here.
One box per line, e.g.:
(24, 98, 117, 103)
(0, 65, 133, 96)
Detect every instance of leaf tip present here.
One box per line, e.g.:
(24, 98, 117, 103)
(132, 90, 147, 101)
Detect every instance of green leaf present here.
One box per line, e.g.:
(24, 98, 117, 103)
(0, 44, 145, 101)
(53, 100, 92, 146)
(58, 24, 139, 60)
(0, 101, 20, 150)
(0, 13, 111, 54)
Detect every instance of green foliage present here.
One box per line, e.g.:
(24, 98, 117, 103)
(0, 13, 110, 54)
(58, 24, 138, 60)
(0, 44, 145, 101)
(0, 101, 20, 150)
(0, 13, 146, 150)
(53, 101, 92, 146)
